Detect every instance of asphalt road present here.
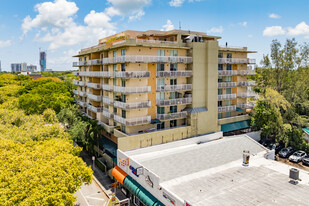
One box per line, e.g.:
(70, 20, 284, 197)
(74, 180, 109, 206)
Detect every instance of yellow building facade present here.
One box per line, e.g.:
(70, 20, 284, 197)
(73, 30, 256, 152)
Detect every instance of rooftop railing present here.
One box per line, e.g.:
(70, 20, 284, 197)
(113, 86, 151, 94)
(156, 71, 193, 77)
(87, 93, 102, 101)
(156, 111, 187, 121)
(218, 93, 237, 101)
(114, 101, 151, 110)
(218, 82, 237, 88)
(218, 58, 256, 64)
(101, 55, 192, 64)
(114, 71, 150, 78)
(136, 39, 178, 45)
(156, 97, 192, 106)
(218, 105, 236, 113)
(156, 84, 192, 92)
(114, 115, 151, 126)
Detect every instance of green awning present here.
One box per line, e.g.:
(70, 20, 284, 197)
(221, 120, 250, 133)
(123, 176, 140, 196)
(303, 128, 309, 134)
(236, 107, 243, 111)
(153, 202, 165, 206)
(136, 187, 158, 206)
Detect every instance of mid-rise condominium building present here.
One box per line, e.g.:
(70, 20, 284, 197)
(73, 30, 256, 163)
(11, 63, 22, 73)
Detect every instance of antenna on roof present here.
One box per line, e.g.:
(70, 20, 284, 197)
(179, 21, 181, 30)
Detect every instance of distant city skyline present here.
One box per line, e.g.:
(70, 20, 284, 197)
(1, 0, 309, 71)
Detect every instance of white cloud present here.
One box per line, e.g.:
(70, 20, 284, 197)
(0, 40, 11, 48)
(169, 0, 185, 7)
(287, 21, 309, 38)
(269, 13, 281, 19)
(161, 20, 175, 31)
(263, 26, 286, 36)
(129, 11, 145, 22)
(248, 34, 253, 38)
(241, 21, 247, 27)
(207, 26, 223, 34)
(21, 0, 116, 50)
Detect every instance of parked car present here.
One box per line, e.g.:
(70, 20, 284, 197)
(278, 147, 294, 158)
(268, 143, 284, 154)
(289, 151, 307, 163)
(302, 155, 309, 166)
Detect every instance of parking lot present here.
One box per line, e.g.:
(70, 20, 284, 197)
(276, 155, 309, 172)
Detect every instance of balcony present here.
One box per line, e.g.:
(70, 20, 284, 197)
(86, 82, 101, 89)
(73, 61, 85, 67)
(156, 111, 187, 121)
(114, 71, 150, 78)
(156, 84, 192, 92)
(238, 81, 257, 87)
(76, 100, 87, 107)
(87, 93, 102, 101)
(73, 80, 79, 85)
(237, 70, 256, 75)
(156, 71, 193, 77)
(218, 82, 237, 88)
(113, 86, 151, 94)
(237, 92, 257, 98)
(103, 109, 113, 119)
(218, 94, 237, 101)
(73, 72, 78, 76)
(100, 55, 192, 64)
(103, 97, 113, 105)
(102, 84, 112, 91)
(218, 58, 256, 64)
(136, 39, 178, 45)
(156, 98, 192, 106)
(73, 89, 79, 95)
(114, 115, 151, 126)
(114, 101, 151, 110)
(92, 59, 102, 65)
(78, 71, 112, 78)
(218, 70, 238, 76)
(87, 105, 104, 113)
(237, 103, 255, 109)
(218, 105, 236, 113)
(79, 91, 87, 97)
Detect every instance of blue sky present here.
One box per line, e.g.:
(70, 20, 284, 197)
(1, 0, 309, 71)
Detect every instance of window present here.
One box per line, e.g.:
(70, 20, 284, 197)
(226, 88, 231, 94)
(157, 122, 165, 130)
(218, 64, 223, 70)
(157, 49, 165, 56)
(218, 89, 222, 95)
(84, 57, 87, 61)
(113, 64, 117, 72)
(227, 53, 232, 58)
(218, 101, 222, 107)
(113, 51, 117, 57)
(113, 78, 116, 85)
(170, 50, 178, 56)
(156, 92, 165, 100)
(170, 92, 176, 99)
(226, 76, 232, 82)
(226, 100, 231, 106)
(226, 64, 232, 70)
(121, 49, 125, 56)
(218, 76, 223, 82)
(121, 64, 125, 71)
(121, 125, 126, 133)
(121, 79, 126, 87)
(170, 78, 177, 85)
(225, 112, 231, 118)
(170, 64, 177, 71)
(218, 53, 223, 58)
(157, 107, 165, 114)
(122, 110, 126, 118)
(113, 107, 117, 114)
(218, 113, 222, 119)
(121, 94, 126, 103)
(170, 105, 177, 113)
(170, 120, 177, 128)
(156, 64, 164, 71)
(157, 78, 164, 86)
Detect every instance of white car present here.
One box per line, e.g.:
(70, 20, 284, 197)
(289, 151, 307, 163)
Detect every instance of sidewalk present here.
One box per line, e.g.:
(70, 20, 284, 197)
(79, 150, 113, 197)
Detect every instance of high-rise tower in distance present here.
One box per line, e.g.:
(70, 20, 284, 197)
(40, 51, 46, 72)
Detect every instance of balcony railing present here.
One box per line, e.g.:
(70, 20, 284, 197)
(73, 89, 79, 95)
(218, 82, 237, 88)
(87, 104, 104, 113)
(237, 70, 256, 75)
(103, 109, 113, 119)
(136, 39, 178, 45)
(73, 80, 79, 85)
(218, 70, 238, 76)
(112, 40, 127, 46)
(79, 91, 87, 97)
(87, 93, 102, 101)
(237, 92, 257, 98)
(92, 59, 102, 65)
(103, 97, 113, 105)
(73, 61, 86, 67)
(102, 84, 112, 91)
(156, 84, 192, 92)
(77, 100, 87, 107)
(101, 55, 192, 64)
(114, 71, 150, 78)
(78, 71, 112, 78)
(156, 98, 192, 106)
(113, 86, 151, 94)
(238, 81, 257, 87)
(114, 115, 151, 126)
(73, 72, 78, 76)
(237, 103, 255, 109)
(218, 94, 237, 101)
(218, 58, 256, 64)
(114, 101, 151, 110)
(156, 71, 193, 77)
(86, 82, 101, 89)
(156, 111, 187, 121)
(218, 105, 236, 113)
